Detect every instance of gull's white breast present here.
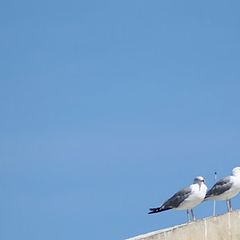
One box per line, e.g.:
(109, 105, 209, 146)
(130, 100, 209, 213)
(177, 183, 207, 210)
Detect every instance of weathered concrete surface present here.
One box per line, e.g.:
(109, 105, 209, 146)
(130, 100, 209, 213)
(127, 210, 240, 240)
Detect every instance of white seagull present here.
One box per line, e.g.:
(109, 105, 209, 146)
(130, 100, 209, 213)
(205, 167, 240, 212)
(149, 176, 207, 221)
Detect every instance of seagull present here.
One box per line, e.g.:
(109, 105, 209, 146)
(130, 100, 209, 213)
(148, 176, 207, 221)
(205, 167, 240, 212)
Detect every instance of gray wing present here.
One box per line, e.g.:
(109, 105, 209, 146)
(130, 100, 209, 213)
(161, 187, 192, 209)
(205, 177, 233, 198)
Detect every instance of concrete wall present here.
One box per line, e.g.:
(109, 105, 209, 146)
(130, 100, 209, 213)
(127, 210, 240, 240)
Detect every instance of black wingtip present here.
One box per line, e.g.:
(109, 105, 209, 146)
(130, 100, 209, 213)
(148, 211, 155, 214)
(148, 208, 156, 214)
(148, 207, 161, 214)
(148, 206, 171, 214)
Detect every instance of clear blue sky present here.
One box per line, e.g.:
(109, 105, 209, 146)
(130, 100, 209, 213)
(1, 1, 240, 239)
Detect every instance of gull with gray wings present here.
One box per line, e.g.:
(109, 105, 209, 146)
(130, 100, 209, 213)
(205, 167, 240, 212)
(149, 176, 207, 221)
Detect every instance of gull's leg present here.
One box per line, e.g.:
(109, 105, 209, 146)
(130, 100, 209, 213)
(226, 200, 230, 212)
(186, 209, 190, 222)
(190, 209, 196, 221)
(229, 199, 233, 212)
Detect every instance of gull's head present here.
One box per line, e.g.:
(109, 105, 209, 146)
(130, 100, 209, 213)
(193, 176, 205, 190)
(193, 176, 205, 184)
(232, 167, 240, 176)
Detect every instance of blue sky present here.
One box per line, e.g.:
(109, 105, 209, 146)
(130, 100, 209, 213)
(1, 1, 240, 239)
